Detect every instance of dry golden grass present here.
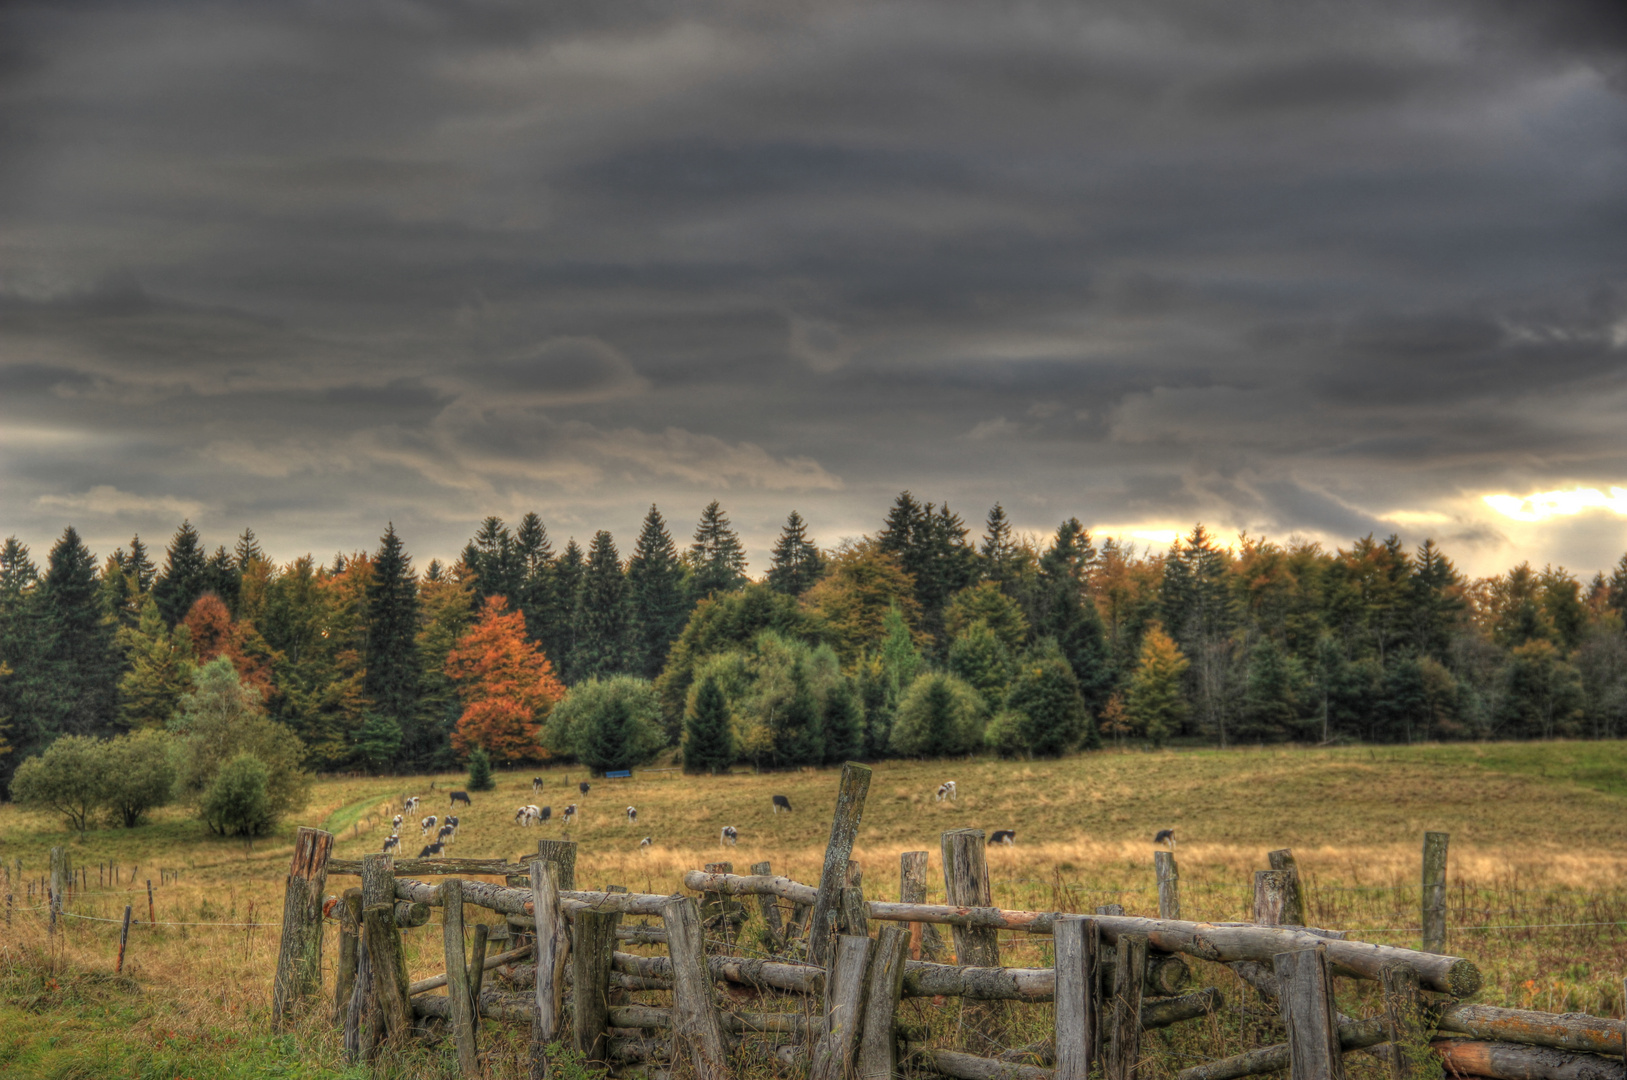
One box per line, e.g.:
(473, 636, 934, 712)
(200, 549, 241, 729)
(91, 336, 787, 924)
(2, 743, 1625, 1078)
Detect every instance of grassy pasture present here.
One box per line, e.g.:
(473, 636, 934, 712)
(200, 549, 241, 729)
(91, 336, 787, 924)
(2, 742, 1626, 1078)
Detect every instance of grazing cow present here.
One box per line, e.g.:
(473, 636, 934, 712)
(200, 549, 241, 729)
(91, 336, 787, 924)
(990, 830, 1016, 846)
(639, 837, 652, 849)
(936, 781, 958, 803)
(445, 815, 459, 832)
(391, 814, 404, 833)
(1154, 828, 1176, 850)
(579, 781, 591, 796)
(720, 825, 739, 847)
(539, 806, 552, 822)
(515, 805, 540, 826)
(772, 794, 792, 814)
(532, 776, 544, 794)
(418, 842, 445, 858)
(403, 796, 420, 814)
(626, 806, 637, 823)
(436, 824, 454, 846)
(382, 835, 400, 854)
(420, 814, 438, 837)
(449, 790, 472, 808)
(562, 804, 577, 826)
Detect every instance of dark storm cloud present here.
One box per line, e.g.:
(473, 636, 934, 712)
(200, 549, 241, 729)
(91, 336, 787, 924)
(2, 0, 1626, 574)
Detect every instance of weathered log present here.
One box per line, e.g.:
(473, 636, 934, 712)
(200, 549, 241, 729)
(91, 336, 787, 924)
(529, 858, 568, 1080)
(272, 826, 334, 1030)
(415, 989, 539, 1023)
(343, 927, 373, 1062)
(609, 1036, 672, 1064)
(441, 879, 479, 1076)
(362, 903, 413, 1042)
(1422, 831, 1449, 954)
(858, 924, 910, 1080)
(812, 934, 873, 1080)
(617, 924, 668, 944)
(921, 1048, 1055, 1080)
(410, 942, 534, 996)
(396, 876, 676, 920)
(1276, 945, 1344, 1080)
(608, 1005, 815, 1036)
(808, 762, 872, 967)
(1436, 1005, 1627, 1057)
(903, 961, 1057, 1002)
(613, 949, 827, 996)
(334, 889, 362, 1020)
(1176, 1018, 1389, 1080)
(1267, 850, 1306, 927)
(902, 850, 946, 961)
(664, 895, 731, 1080)
(942, 829, 1000, 968)
(841, 861, 870, 937)
(1431, 1039, 1626, 1080)
(749, 860, 785, 950)
(1105, 933, 1147, 1080)
(1380, 960, 1431, 1080)
(991, 988, 1225, 1071)
(394, 900, 431, 928)
(572, 907, 621, 1063)
(1156, 852, 1180, 921)
(330, 856, 513, 876)
(468, 923, 489, 1033)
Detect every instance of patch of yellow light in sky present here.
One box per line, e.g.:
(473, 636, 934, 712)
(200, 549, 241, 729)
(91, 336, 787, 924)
(1482, 486, 1627, 523)
(1093, 524, 1182, 545)
(1385, 510, 1453, 525)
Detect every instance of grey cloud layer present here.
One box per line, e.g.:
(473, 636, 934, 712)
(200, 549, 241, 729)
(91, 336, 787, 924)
(1, 0, 1625, 573)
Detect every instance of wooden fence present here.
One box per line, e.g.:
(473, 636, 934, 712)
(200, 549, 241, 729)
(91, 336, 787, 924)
(274, 762, 1627, 1079)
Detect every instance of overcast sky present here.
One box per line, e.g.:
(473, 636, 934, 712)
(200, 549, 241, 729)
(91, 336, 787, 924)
(3, 1, 1626, 578)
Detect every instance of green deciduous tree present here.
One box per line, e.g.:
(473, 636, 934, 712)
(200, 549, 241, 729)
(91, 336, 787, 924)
(544, 676, 667, 773)
(889, 672, 986, 757)
(11, 734, 107, 832)
(174, 657, 310, 829)
(201, 753, 272, 839)
(947, 620, 1016, 712)
(101, 728, 177, 827)
(1004, 642, 1092, 755)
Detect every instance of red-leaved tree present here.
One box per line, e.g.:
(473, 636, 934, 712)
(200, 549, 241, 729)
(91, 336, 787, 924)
(446, 595, 565, 762)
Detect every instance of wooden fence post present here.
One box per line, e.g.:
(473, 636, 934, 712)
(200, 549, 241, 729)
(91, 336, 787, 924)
(343, 920, 372, 1062)
(529, 859, 569, 1080)
(49, 846, 63, 935)
(572, 907, 622, 1063)
(116, 905, 132, 974)
(813, 933, 874, 1080)
(749, 860, 786, 950)
(1268, 849, 1306, 926)
(840, 861, 870, 937)
(1274, 945, 1345, 1080)
(469, 924, 490, 1032)
(941, 829, 1000, 966)
(663, 895, 730, 1080)
(442, 878, 479, 1077)
(808, 762, 872, 967)
(147, 879, 154, 925)
(900, 851, 943, 960)
(271, 826, 335, 1031)
(360, 854, 411, 1047)
(1106, 932, 1148, 1080)
(1054, 915, 1101, 1080)
(335, 889, 362, 1020)
(857, 924, 909, 1080)
(1155, 851, 1180, 920)
(1380, 960, 1431, 1080)
(536, 839, 577, 890)
(1253, 870, 1290, 927)
(1422, 832, 1449, 954)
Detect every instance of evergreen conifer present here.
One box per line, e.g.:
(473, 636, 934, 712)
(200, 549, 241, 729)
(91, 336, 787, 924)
(575, 530, 631, 680)
(684, 674, 734, 773)
(689, 501, 747, 596)
(365, 523, 420, 757)
(627, 506, 691, 678)
(154, 521, 210, 626)
(767, 511, 824, 596)
(467, 745, 495, 791)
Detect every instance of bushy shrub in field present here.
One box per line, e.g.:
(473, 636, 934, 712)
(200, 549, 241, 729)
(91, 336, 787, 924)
(174, 657, 309, 833)
(546, 676, 666, 774)
(202, 753, 271, 838)
(100, 728, 177, 826)
(889, 672, 986, 757)
(1004, 643, 1091, 756)
(11, 735, 107, 832)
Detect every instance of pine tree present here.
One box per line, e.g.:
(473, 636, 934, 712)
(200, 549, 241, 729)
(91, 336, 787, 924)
(767, 511, 824, 597)
(772, 660, 824, 767)
(0, 538, 44, 778)
(118, 596, 197, 729)
(821, 678, 864, 763)
(575, 531, 631, 681)
(365, 524, 420, 759)
(627, 506, 691, 679)
(689, 501, 747, 596)
(412, 574, 475, 771)
(877, 492, 978, 651)
(980, 504, 1021, 591)
(684, 674, 734, 773)
(123, 535, 157, 592)
(555, 539, 586, 682)
(206, 545, 241, 614)
(233, 528, 264, 571)
(1608, 553, 1627, 624)
(38, 526, 121, 738)
(467, 746, 496, 791)
(154, 521, 210, 626)
(468, 517, 521, 604)
(1158, 525, 1235, 744)
(1238, 636, 1300, 742)
(1124, 624, 1189, 748)
(1006, 643, 1091, 755)
(513, 512, 558, 651)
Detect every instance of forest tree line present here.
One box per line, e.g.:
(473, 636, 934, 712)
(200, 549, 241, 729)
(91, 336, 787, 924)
(3, 493, 1626, 793)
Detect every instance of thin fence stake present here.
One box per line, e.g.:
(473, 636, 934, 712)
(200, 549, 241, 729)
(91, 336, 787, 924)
(1422, 832, 1449, 954)
(117, 905, 133, 974)
(147, 880, 154, 925)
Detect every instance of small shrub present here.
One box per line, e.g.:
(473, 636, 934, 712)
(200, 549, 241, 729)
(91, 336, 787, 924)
(174, 657, 310, 830)
(201, 753, 271, 839)
(11, 735, 107, 833)
(101, 729, 177, 827)
(466, 746, 495, 791)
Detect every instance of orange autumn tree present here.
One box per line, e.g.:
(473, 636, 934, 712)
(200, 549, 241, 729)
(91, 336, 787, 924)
(182, 592, 276, 701)
(446, 595, 565, 762)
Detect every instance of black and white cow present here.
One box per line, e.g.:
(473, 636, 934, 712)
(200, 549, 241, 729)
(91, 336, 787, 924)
(532, 776, 544, 794)
(420, 814, 438, 837)
(936, 781, 958, 802)
(445, 815, 459, 835)
(391, 814, 404, 833)
(639, 837, 652, 849)
(720, 825, 739, 847)
(418, 841, 444, 858)
(579, 781, 591, 796)
(990, 830, 1016, 846)
(436, 824, 454, 846)
(626, 806, 637, 822)
(772, 794, 792, 814)
(449, 790, 472, 808)
(403, 796, 420, 814)
(562, 804, 577, 826)
(515, 804, 540, 826)
(382, 835, 400, 854)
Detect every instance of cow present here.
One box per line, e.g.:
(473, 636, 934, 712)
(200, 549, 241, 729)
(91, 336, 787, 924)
(1154, 828, 1176, 850)
(532, 776, 544, 794)
(418, 842, 445, 858)
(449, 790, 472, 808)
(403, 796, 420, 814)
(771, 795, 792, 814)
(382, 835, 400, 854)
(563, 804, 577, 826)
(391, 814, 404, 833)
(990, 830, 1016, 846)
(626, 806, 637, 823)
(445, 815, 459, 834)
(720, 825, 739, 847)
(515, 805, 540, 826)
(540, 805, 552, 822)
(579, 781, 591, 796)
(420, 814, 438, 837)
(936, 781, 958, 803)
(436, 824, 454, 846)
(639, 837, 652, 849)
